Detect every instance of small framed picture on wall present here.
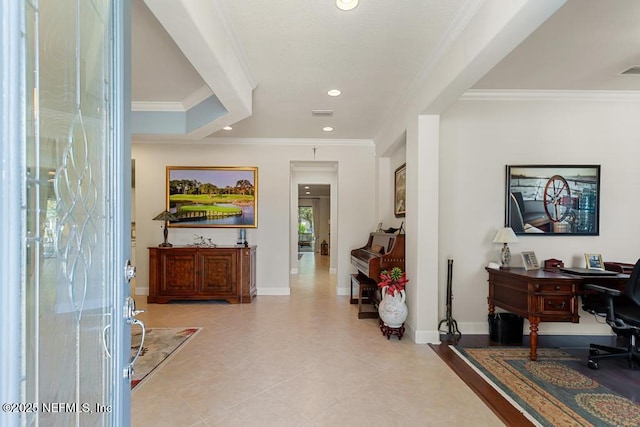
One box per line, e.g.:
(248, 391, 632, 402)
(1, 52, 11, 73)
(394, 163, 406, 218)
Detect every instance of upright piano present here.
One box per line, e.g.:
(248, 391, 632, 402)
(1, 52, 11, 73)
(350, 232, 406, 318)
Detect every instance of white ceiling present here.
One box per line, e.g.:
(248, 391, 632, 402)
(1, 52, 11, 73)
(473, 0, 640, 91)
(131, 0, 640, 141)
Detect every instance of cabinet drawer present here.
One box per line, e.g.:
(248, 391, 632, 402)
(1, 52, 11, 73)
(531, 282, 574, 294)
(539, 295, 574, 314)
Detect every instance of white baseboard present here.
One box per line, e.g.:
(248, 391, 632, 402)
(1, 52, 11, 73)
(135, 287, 149, 296)
(290, 268, 299, 275)
(336, 287, 350, 296)
(445, 321, 616, 337)
(413, 329, 441, 344)
(257, 287, 290, 296)
(329, 268, 337, 274)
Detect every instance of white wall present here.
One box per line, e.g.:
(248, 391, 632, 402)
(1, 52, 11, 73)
(439, 97, 640, 335)
(378, 143, 407, 228)
(132, 140, 375, 297)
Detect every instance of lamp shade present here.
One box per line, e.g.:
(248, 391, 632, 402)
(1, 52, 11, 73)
(152, 210, 178, 222)
(493, 227, 518, 244)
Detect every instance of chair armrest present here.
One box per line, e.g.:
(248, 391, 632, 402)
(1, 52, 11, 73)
(584, 283, 622, 297)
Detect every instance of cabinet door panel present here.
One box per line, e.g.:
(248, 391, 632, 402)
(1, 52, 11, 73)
(200, 250, 237, 295)
(161, 251, 197, 295)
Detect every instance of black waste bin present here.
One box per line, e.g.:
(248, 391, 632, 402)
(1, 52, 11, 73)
(488, 313, 524, 345)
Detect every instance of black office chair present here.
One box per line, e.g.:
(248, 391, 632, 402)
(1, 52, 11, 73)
(583, 258, 640, 369)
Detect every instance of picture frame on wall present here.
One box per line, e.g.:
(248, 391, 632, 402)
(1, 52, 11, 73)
(521, 251, 539, 271)
(585, 253, 604, 270)
(505, 165, 600, 236)
(394, 163, 406, 218)
(166, 166, 258, 228)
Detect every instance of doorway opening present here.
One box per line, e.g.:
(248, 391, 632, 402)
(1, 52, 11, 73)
(298, 205, 315, 253)
(290, 161, 337, 283)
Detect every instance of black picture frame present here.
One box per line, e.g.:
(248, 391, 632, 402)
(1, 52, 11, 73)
(394, 163, 406, 218)
(505, 165, 600, 236)
(166, 166, 258, 228)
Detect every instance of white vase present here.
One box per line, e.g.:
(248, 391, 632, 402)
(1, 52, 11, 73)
(378, 287, 408, 328)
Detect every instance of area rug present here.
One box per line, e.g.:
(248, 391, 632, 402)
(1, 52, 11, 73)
(130, 327, 200, 390)
(453, 346, 640, 427)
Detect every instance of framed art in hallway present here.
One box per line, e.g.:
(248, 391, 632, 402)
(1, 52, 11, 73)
(394, 163, 406, 217)
(166, 166, 258, 228)
(505, 165, 600, 236)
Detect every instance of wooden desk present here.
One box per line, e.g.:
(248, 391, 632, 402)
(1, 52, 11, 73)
(486, 267, 627, 361)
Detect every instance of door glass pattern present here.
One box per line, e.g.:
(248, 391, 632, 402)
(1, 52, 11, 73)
(24, 0, 114, 425)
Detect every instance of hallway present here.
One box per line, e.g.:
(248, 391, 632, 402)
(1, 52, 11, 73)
(131, 253, 501, 426)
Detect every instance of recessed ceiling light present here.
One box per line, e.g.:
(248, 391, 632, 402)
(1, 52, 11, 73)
(323, 127, 334, 132)
(327, 89, 341, 97)
(336, 0, 358, 11)
(223, 126, 232, 130)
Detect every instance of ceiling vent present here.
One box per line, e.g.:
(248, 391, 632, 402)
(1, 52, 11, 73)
(621, 66, 640, 75)
(311, 110, 334, 117)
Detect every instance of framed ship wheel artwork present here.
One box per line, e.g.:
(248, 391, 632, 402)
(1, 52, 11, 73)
(543, 175, 572, 222)
(505, 165, 601, 236)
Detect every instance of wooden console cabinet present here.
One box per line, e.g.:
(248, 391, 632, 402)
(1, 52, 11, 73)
(148, 246, 256, 304)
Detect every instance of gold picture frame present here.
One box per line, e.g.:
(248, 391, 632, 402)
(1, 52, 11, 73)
(394, 163, 406, 218)
(585, 253, 604, 270)
(166, 166, 258, 228)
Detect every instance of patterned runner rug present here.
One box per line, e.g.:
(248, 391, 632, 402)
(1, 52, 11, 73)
(453, 346, 640, 427)
(130, 327, 200, 390)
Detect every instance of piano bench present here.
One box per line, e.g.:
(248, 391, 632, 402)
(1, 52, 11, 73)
(350, 274, 380, 319)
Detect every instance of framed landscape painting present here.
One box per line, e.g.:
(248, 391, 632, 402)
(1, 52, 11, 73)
(166, 166, 258, 228)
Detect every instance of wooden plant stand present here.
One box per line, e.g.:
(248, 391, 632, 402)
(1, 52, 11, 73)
(380, 320, 405, 340)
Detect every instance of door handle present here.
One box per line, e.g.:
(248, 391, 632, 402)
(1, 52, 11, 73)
(547, 301, 566, 309)
(124, 295, 146, 381)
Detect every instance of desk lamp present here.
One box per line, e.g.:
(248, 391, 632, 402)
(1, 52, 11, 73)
(153, 210, 178, 247)
(493, 227, 518, 269)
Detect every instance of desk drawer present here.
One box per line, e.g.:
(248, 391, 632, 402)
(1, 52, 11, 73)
(535, 295, 579, 321)
(540, 295, 573, 313)
(531, 282, 575, 294)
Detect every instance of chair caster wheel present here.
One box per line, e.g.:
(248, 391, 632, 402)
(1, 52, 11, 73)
(588, 360, 599, 370)
(589, 349, 600, 356)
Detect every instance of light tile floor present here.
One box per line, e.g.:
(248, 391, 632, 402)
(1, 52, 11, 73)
(132, 253, 503, 426)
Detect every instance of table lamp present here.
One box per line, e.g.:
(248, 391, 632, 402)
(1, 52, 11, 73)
(493, 227, 518, 269)
(153, 210, 178, 247)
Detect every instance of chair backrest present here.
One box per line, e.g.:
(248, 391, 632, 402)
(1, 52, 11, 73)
(625, 258, 640, 306)
(509, 193, 525, 233)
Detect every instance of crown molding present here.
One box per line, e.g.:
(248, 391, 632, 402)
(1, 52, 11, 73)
(132, 137, 375, 146)
(203, 137, 374, 146)
(131, 101, 185, 112)
(182, 85, 215, 110)
(212, 0, 256, 89)
(378, 0, 484, 132)
(460, 89, 640, 102)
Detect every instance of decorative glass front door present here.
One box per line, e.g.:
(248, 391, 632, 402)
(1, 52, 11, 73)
(1, 0, 133, 425)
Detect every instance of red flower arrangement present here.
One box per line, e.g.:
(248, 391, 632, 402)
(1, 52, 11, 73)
(378, 267, 409, 296)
